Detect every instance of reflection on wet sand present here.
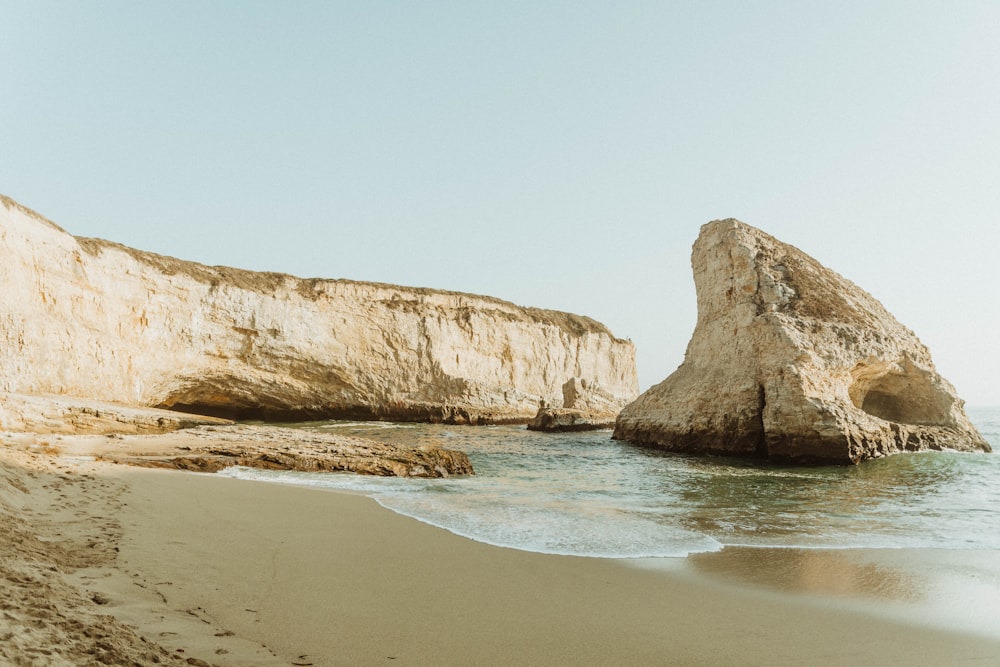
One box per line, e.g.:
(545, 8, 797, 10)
(689, 546, 923, 602)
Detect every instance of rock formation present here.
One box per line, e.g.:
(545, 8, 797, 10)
(526, 408, 613, 432)
(527, 377, 621, 431)
(0, 395, 474, 477)
(0, 194, 637, 423)
(93, 424, 476, 478)
(614, 219, 989, 464)
(0, 393, 232, 435)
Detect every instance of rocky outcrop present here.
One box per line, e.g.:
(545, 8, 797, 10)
(0, 396, 474, 477)
(0, 393, 232, 434)
(527, 408, 614, 432)
(95, 424, 475, 478)
(614, 219, 989, 464)
(527, 377, 623, 431)
(0, 194, 637, 423)
(560, 377, 623, 415)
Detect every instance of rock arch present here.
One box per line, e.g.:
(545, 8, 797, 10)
(849, 359, 954, 427)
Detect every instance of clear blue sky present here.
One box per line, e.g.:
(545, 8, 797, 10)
(3, 2, 999, 404)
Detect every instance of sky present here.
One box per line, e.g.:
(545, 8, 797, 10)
(2, 2, 999, 404)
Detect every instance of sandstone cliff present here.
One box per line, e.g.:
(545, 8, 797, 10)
(0, 195, 637, 423)
(614, 219, 989, 464)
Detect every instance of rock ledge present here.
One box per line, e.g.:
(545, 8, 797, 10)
(527, 408, 615, 432)
(2, 395, 474, 478)
(101, 424, 475, 478)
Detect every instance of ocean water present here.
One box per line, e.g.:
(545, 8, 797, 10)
(223, 407, 1000, 559)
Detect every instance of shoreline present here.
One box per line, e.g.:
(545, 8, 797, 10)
(2, 447, 999, 665)
(685, 545, 1000, 642)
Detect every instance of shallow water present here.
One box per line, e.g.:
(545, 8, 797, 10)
(224, 407, 1000, 559)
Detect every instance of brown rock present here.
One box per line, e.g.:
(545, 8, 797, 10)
(526, 408, 615, 432)
(98, 424, 474, 478)
(614, 219, 989, 464)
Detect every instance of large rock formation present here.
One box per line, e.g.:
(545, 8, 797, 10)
(0, 195, 637, 423)
(614, 219, 989, 464)
(527, 378, 623, 431)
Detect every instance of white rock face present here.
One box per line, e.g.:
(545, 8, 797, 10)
(0, 195, 637, 423)
(614, 219, 988, 464)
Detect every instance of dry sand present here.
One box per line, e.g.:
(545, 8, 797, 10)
(2, 442, 999, 666)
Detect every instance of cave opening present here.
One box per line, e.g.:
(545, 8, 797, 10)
(851, 361, 954, 427)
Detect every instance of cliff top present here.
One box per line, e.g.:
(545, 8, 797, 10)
(0, 194, 68, 234)
(2, 193, 622, 341)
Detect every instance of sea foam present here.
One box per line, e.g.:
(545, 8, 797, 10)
(220, 409, 1000, 557)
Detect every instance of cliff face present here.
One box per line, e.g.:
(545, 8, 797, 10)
(0, 195, 637, 423)
(614, 219, 988, 464)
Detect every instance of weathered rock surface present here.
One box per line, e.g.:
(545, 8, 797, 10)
(527, 377, 624, 431)
(526, 408, 614, 432)
(0, 392, 232, 434)
(95, 424, 475, 478)
(1, 406, 474, 477)
(560, 377, 623, 415)
(614, 219, 989, 464)
(0, 194, 637, 423)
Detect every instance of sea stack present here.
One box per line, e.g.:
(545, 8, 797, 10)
(526, 378, 623, 431)
(614, 219, 989, 464)
(0, 194, 637, 424)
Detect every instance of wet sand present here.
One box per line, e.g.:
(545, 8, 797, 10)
(3, 447, 999, 665)
(111, 467, 1000, 665)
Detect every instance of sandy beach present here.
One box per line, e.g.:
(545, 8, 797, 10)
(2, 441, 998, 667)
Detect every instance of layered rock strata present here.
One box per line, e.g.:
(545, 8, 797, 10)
(1, 396, 473, 477)
(95, 424, 475, 478)
(614, 219, 989, 464)
(0, 194, 637, 423)
(0, 393, 232, 434)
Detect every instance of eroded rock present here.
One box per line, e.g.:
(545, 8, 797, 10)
(0, 393, 232, 435)
(0, 396, 474, 477)
(0, 194, 637, 424)
(614, 219, 989, 464)
(527, 377, 624, 431)
(84, 423, 474, 478)
(526, 408, 614, 432)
